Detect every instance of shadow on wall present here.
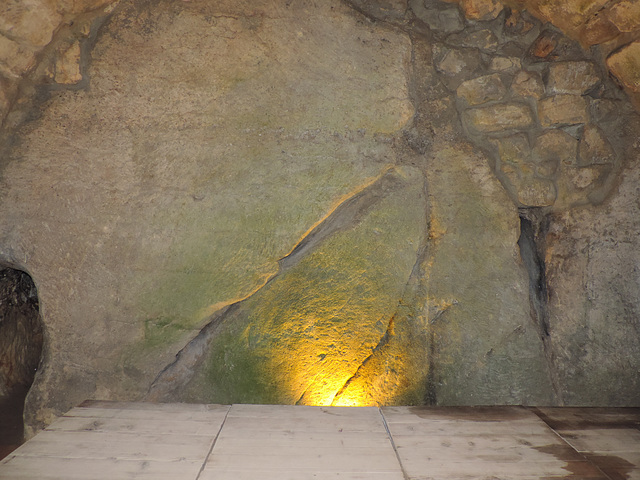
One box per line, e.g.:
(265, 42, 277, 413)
(0, 267, 43, 459)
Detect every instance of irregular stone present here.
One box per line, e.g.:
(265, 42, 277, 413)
(463, 103, 534, 133)
(607, 0, 640, 33)
(490, 56, 521, 73)
(567, 165, 604, 189)
(347, 0, 408, 21)
(511, 70, 544, 99)
(547, 61, 600, 95)
(527, 30, 584, 63)
(0, 34, 36, 77)
(491, 134, 531, 171)
(538, 95, 589, 127)
(504, 9, 535, 36)
(517, 176, 557, 207)
(0, 0, 62, 47)
(432, 45, 483, 89)
(412, 2, 464, 34)
(0, 0, 415, 430)
(448, 29, 499, 52)
(589, 98, 623, 123)
(530, 30, 557, 59)
(499, 162, 521, 189)
(579, 124, 615, 165)
(530, 0, 610, 42)
(532, 130, 578, 168)
(456, 74, 506, 106)
(460, 0, 503, 21)
(580, 13, 619, 47)
(607, 41, 640, 108)
(54, 42, 83, 85)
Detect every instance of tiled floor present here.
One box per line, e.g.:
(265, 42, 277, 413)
(0, 402, 638, 479)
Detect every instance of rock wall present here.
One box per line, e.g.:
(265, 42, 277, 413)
(0, 0, 638, 435)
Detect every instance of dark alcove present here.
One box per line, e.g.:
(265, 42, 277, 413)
(0, 266, 43, 459)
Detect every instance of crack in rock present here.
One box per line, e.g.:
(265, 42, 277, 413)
(145, 167, 411, 402)
(330, 315, 396, 406)
(518, 207, 563, 405)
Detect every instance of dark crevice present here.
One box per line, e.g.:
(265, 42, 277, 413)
(0, 266, 43, 459)
(517, 208, 563, 405)
(145, 168, 410, 402)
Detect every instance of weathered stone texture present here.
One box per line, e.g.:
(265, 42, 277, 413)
(459, 0, 503, 21)
(538, 95, 589, 127)
(54, 42, 83, 85)
(546, 157, 640, 405)
(511, 70, 544, 99)
(0, 0, 62, 48)
(0, 0, 414, 431)
(579, 124, 615, 166)
(607, 0, 640, 33)
(607, 41, 640, 109)
(424, 144, 554, 405)
(456, 74, 506, 106)
(547, 61, 600, 95)
(464, 103, 534, 133)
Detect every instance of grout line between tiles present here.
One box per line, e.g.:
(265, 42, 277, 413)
(194, 404, 232, 480)
(379, 407, 410, 480)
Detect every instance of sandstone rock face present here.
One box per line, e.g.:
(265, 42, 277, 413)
(0, 0, 639, 435)
(1, 0, 415, 431)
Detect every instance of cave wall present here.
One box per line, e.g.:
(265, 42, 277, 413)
(0, 0, 639, 435)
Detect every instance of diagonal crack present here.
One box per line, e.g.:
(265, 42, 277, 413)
(144, 167, 409, 402)
(330, 315, 396, 406)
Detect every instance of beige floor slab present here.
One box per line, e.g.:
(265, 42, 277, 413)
(0, 402, 229, 480)
(2, 403, 640, 480)
(382, 406, 607, 480)
(200, 404, 404, 480)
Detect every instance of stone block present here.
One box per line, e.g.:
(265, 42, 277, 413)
(464, 102, 534, 133)
(490, 56, 521, 73)
(511, 70, 544, 99)
(547, 61, 600, 95)
(412, 2, 464, 34)
(580, 13, 619, 46)
(491, 133, 531, 169)
(578, 124, 615, 165)
(504, 9, 536, 37)
(55, 42, 83, 85)
(538, 95, 589, 127)
(0, 0, 61, 48)
(432, 44, 483, 89)
(607, 41, 640, 98)
(448, 29, 499, 52)
(460, 0, 503, 21)
(607, 0, 640, 33)
(517, 176, 557, 207)
(456, 74, 506, 106)
(0, 34, 36, 77)
(566, 165, 604, 189)
(532, 130, 578, 167)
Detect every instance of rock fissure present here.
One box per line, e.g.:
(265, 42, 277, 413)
(517, 208, 563, 404)
(145, 167, 411, 402)
(330, 315, 395, 406)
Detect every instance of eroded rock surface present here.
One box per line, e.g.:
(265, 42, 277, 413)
(0, 0, 639, 435)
